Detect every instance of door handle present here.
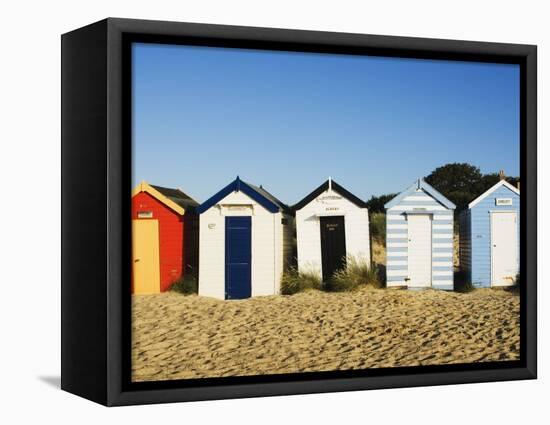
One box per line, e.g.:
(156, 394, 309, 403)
(134, 259, 140, 263)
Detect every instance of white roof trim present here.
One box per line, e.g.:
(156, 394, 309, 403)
(468, 180, 520, 209)
(132, 180, 186, 215)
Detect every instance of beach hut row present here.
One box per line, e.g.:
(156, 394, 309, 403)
(131, 177, 520, 299)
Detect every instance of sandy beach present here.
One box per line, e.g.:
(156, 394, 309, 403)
(132, 288, 519, 382)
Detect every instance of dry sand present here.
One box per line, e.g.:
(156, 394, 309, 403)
(132, 288, 520, 382)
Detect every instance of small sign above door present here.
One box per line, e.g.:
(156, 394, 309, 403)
(496, 198, 513, 206)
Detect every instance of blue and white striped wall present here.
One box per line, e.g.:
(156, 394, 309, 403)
(385, 179, 456, 290)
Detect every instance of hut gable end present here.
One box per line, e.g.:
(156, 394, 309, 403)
(385, 179, 456, 211)
(292, 179, 368, 211)
(468, 180, 520, 209)
(197, 177, 288, 214)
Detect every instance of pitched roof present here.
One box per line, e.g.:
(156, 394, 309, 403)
(292, 179, 368, 211)
(132, 181, 199, 215)
(384, 179, 456, 210)
(468, 179, 520, 209)
(245, 182, 289, 211)
(150, 184, 199, 211)
(196, 177, 289, 214)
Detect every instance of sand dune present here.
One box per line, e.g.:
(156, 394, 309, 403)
(132, 288, 519, 382)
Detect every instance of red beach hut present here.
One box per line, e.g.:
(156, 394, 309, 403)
(131, 181, 199, 294)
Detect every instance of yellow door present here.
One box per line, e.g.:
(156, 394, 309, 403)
(132, 219, 160, 294)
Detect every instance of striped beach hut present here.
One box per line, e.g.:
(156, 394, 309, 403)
(293, 178, 371, 282)
(197, 177, 294, 300)
(384, 179, 456, 289)
(459, 180, 520, 287)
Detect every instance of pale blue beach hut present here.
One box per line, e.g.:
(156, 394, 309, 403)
(459, 179, 520, 287)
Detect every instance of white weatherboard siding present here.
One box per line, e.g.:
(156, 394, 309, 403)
(433, 243, 453, 248)
(386, 184, 455, 289)
(433, 270, 453, 276)
(295, 187, 370, 277)
(432, 260, 453, 267)
(199, 190, 291, 299)
(387, 269, 407, 277)
(387, 242, 408, 248)
(387, 215, 406, 221)
(387, 223, 407, 230)
(491, 211, 519, 286)
(432, 213, 454, 220)
(250, 210, 277, 297)
(199, 206, 225, 299)
(295, 209, 321, 276)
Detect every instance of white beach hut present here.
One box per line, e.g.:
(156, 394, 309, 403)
(459, 179, 520, 287)
(197, 177, 294, 300)
(384, 179, 456, 290)
(293, 178, 371, 282)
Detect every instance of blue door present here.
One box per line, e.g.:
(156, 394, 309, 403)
(225, 216, 252, 299)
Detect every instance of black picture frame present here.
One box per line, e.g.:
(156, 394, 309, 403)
(61, 17, 537, 406)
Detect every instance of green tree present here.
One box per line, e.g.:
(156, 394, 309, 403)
(365, 193, 398, 213)
(369, 212, 386, 241)
(425, 163, 483, 211)
(425, 163, 519, 211)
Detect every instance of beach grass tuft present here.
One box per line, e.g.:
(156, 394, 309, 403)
(281, 267, 322, 295)
(170, 274, 198, 295)
(327, 255, 381, 292)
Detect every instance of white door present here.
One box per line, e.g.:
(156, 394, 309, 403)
(491, 212, 518, 286)
(407, 214, 432, 287)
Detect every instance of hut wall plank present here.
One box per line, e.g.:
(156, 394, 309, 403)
(198, 205, 226, 299)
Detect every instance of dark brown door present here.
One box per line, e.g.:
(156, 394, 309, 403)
(320, 216, 347, 282)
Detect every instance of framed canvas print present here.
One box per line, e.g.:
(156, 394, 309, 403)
(61, 18, 537, 406)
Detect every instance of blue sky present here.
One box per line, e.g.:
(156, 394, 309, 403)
(132, 43, 519, 204)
